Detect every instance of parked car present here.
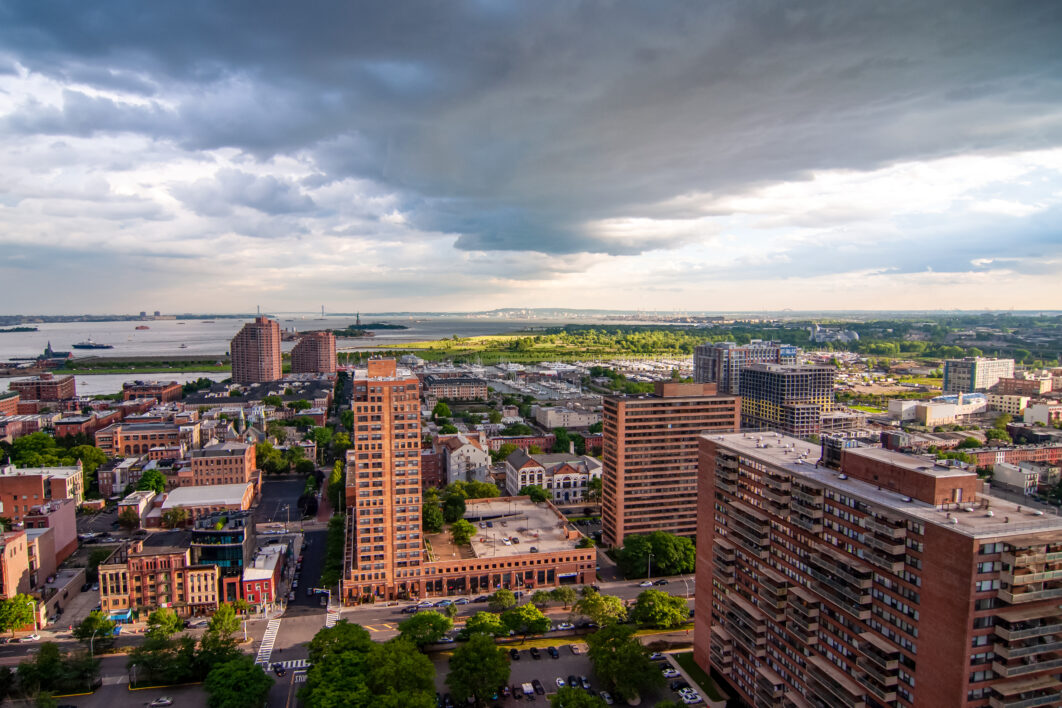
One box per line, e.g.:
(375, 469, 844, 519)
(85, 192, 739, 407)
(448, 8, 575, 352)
(638, 580, 653, 587)
(531, 679, 545, 695)
(20, 634, 40, 642)
(401, 605, 420, 614)
(272, 663, 286, 676)
(670, 680, 691, 691)
(306, 587, 314, 597)
(555, 678, 565, 688)
(662, 668, 680, 679)
(472, 595, 490, 603)
(554, 622, 574, 631)
(509, 648, 521, 661)
(454, 597, 470, 605)
(288, 591, 295, 601)
(149, 698, 174, 707)
(435, 599, 453, 607)
(580, 677, 590, 690)
(599, 691, 614, 705)
(529, 647, 541, 660)
(547, 646, 559, 659)
(80, 583, 92, 592)
(648, 652, 664, 660)
(654, 578, 669, 586)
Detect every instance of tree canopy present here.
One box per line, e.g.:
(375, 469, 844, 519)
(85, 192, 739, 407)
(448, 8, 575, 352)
(145, 608, 184, 639)
(586, 623, 663, 702)
(397, 610, 452, 647)
(573, 588, 627, 627)
(136, 468, 166, 494)
(615, 531, 695, 578)
(450, 519, 476, 546)
(72, 611, 115, 653)
(550, 686, 608, 708)
(518, 484, 549, 503)
(628, 589, 690, 629)
(446, 633, 511, 708)
(487, 588, 517, 613)
(205, 655, 274, 708)
(501, 603, 551, 639)
(0, 594, 37, 637)
(463, 611, 506, 638)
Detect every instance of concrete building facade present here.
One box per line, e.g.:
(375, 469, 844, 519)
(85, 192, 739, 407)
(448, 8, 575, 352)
(693, 341, 799, 395)
(601, 382, 740, 547)
(696, 432, 1062, 708)
(739, 363, 835, 437)
(944, 357, 1016, 394)
(290, 331, 336, 374)
(503, 450, 602, 503)
(230, 316, 282, 384)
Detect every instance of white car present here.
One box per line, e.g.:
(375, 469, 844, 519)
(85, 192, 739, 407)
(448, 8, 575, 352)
(555, 677, 565, 688)
(638, 580, 653, 587)
(599, 691, 614, 705)
(20, 634, 40, 642)
(662, 668, 680, 678)
(149, 698, 174, 707)
(681, 693, 703, 705)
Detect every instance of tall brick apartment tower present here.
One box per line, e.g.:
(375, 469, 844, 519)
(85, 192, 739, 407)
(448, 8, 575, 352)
(290, 331, 337, 374)
(696, 431, 1062, 708)
(601, 382, 739, 547)
(693, 341, 799, 394)
(230, 317, 282, 384)
(341, 359, 423, 603)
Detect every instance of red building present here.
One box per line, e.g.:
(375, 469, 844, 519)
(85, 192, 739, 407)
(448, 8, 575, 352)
(291, 332, 336, 374)
(230, 317, 282, 384)
(9, 373, 76, 402)
(241, 544, 285, 607)
(122, 381, 183, 403)
(0, 392, 18, 417)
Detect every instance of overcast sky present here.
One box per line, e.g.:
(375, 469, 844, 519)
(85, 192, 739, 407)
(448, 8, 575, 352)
(2, 1, 1061, 314)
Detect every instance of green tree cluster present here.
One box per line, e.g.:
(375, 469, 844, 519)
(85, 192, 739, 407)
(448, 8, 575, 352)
(16, 643, 100, 698)
(446, 633, 511, 708)
(300, 621, 435, 708)
(127, 603, 245, 688)
(205, 655, 274, 708)
(572, 588, 626, 627)
(136, 468, 167, 494)
(586, 623, 663, 703)
(518, 485, 549, 503)
(398, 610, 452, 647)
(628, 589, 690, 629)
(320, 514, 346, 589)
(615, 531, 695, 578)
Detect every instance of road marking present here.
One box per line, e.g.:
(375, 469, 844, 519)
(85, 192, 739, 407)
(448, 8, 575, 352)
(278, 659, 310, 669)
(255, 619, 282, 665)
(294, 671, 307, 684)
(325, 609, 340, 628)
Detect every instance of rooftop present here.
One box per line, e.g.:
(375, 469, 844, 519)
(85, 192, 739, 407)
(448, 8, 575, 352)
(705, 432, 1062, 540)
(162, 483, 251, 509)
(846, 446, 974, 478)
(426, 497, 585, 560)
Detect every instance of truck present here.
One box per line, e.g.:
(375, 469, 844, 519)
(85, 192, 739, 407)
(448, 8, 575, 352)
(521, 683, 534, 698)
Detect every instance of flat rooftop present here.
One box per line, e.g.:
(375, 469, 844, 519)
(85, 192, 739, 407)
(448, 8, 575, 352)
(465, 498, 581, 557)
(162, 483, 250, 508)
(705, 432, 1062, 539)
(846, 446, 974, 478)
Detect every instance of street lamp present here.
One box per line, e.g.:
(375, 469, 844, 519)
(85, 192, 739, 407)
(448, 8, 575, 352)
(646, 551, 654, 583)
(680, 574, 691, 599)
(90, 625, 100, 657)
(25, 600, 37, 635)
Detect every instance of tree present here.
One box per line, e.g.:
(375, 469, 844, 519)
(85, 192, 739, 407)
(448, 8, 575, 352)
(0, 594, 37, 637)
(490, 442, 518, 464)
(207, 604, 241, 640)
(442, 493, 466, 523)
(117, 506, 140, 529)
(366, 639, 437, 704)
(573, 589, 627, 627)
(550, 686, 607, 708)
(531, 590, 552, 608)
(162, 507, 189, 529)
(398, 610, 452, 648)
(957, 437, 981, 449)
(519, 485, 549, 503)
(137, 468, 166, 494)
(72, 611, 115, 653)
(440, 423, 459, 435)
(550, 586, 577, 609)
(145, 608, 184, 639)
(205, 655, 274, 708)
(488, 410, 502, 424)
(615, 531, 695, 578)
(446, 633, 511, 708)
(288, 399, 312, 412)
(433, 401, 452, 419)
(463, 611, 506, 638)
(588, 421, 603, 434)
(629, 589, 690, 629)
(577, 537, 596, 549)
(488, 588, 517, 613)
(586, 477, 602, 503)
(501, 603, 551, 639)
(586, 623, 663, 703)
(422, 500, 444, 533)
(450, 519, 475, 546)
(340, 410, 355, 432)
(331, 432, 351, 461)
(307, 621, 373, 665)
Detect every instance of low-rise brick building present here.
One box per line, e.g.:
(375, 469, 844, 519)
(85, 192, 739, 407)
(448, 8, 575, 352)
(122, 381, 183, 403)
(8, 373, 76, 402)
(183, 442, 257, 487)
(99, 533, 219, 619)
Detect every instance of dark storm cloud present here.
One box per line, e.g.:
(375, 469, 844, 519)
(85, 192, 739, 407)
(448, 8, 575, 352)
(3, 1, 1062, 256)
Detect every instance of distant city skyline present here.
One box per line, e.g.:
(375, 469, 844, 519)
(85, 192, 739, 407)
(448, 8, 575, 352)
(1, 2, 1061, 313)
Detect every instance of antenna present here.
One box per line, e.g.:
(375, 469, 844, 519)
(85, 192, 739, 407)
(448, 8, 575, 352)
(257, 305, 261, 316)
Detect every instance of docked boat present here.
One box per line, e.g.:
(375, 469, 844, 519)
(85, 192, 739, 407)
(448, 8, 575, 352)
(72, 338, 114, 350)
(135, 325, 150, 330)
(179, 343, 188, 349)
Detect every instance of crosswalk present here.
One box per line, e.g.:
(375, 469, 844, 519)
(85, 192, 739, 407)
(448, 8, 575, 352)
(276, 659, 310, 670)
(325, 609, 341, 628)
(255, 619, 282, 665)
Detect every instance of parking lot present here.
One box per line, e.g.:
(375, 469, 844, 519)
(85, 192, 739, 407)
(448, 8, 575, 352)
(431, 643, 698, 706)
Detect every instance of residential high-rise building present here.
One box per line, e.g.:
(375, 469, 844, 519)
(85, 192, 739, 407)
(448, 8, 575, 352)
(696, 432, 1062, 708)
(693, 341, 799, 394)
(944, 357, 1016, 394)
(290, 331, 336, 374)
(230, 317, 282, 384)
(601, 382, 740, 547)
(342, 359, 423, 603)
(739, 363, 835, 437)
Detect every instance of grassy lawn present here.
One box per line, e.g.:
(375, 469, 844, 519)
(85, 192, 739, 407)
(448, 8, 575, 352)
(674, 651, 725, 701)
(849, 404, 886, 413)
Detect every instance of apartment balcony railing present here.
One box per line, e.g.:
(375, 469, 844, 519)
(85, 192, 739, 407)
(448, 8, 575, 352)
(1003, 550, 1062, 567)
(807, 657, 867, 708)
(791, 488, 823, 505)
(992, 656, 1062, 678)
(716, 479, 738, 495)
(999, 586, 1062, 604)
(854, 632, 900, 673)
(863, 516, 907, 539)
(790, 514, 824, 534)
(995, 621, 1062, 642)
(1006, 569, 1062, 586)
(990, 693, 1062, 708)
(995, 639, 1062, 660)
(863, 533, 906, 555)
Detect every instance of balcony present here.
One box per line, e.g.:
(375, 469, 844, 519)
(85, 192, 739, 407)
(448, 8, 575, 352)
(989, 675, 1062, 708)
(765, 471, 792, 491)
(862, 546, 905, 574)
(1007, 568, 1062, 586)
(807, 656, 867, 708)
(999, 586, 1062, 604)
(854, 632, 900, 673)
(763, 487, 790, 506)
(790, 514, 824, 534)
(990, 693, 1062, 708)
(863, 516, 907, 539)
(992, 656, 1062, 678)
(995, 639, 1062, 660)
(863, 533, 906, 555)
(1003, 549, 1062, 567)
(996, 621, 1062, 642)
(791, 486, 823, 505)
(756, 666, 785, 701)
(716, 479, 738, 495)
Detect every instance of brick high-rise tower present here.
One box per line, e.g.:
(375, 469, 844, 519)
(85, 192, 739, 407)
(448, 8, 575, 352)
(291, 331, 336, 374)
(230, 317, 282, 384)
(601, 381, 740, 547)
(342, 359, 423, 603)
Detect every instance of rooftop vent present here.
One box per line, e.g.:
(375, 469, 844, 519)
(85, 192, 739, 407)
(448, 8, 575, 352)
(986, 510, 995, 517)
